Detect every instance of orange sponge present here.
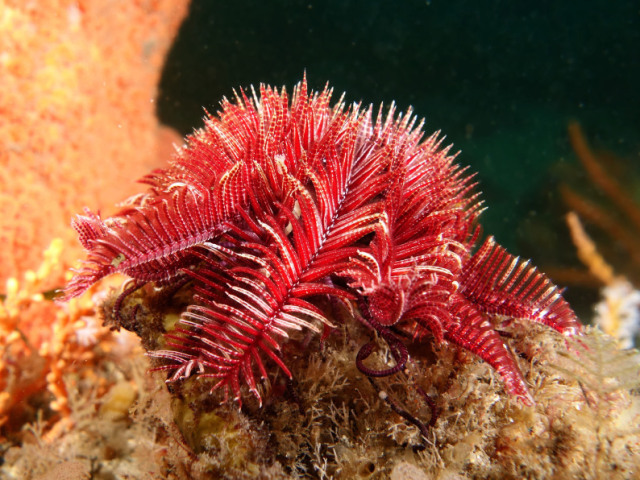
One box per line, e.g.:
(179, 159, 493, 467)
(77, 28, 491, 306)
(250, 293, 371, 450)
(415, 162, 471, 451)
(0, 0, 190, 290)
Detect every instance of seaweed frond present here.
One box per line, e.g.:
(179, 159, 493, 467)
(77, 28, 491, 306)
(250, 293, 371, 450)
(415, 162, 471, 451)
(551, 328, 640, 479)
(554, 328, 640, 406)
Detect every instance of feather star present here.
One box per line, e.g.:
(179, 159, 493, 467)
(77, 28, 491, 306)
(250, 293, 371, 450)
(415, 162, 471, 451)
(63, 77, 581, 408)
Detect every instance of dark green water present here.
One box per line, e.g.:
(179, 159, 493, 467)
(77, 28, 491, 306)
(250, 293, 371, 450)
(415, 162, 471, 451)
(157, 0, 640, 315)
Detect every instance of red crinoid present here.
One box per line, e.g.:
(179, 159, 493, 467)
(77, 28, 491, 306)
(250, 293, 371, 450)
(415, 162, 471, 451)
(63, 77, 581, 409)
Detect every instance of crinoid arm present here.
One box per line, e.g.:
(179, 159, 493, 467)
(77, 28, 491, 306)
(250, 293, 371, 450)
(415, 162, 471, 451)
(459, 236, 582, 336)
(445, 294, 535, 405)
(62, 176, 245, 300)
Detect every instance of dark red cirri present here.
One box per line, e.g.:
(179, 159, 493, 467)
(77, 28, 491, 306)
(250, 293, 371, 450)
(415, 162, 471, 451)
(64, 78, 582, 407)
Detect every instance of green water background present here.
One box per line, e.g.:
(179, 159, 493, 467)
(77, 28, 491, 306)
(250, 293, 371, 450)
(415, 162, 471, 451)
(157, 0, 640, 315)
